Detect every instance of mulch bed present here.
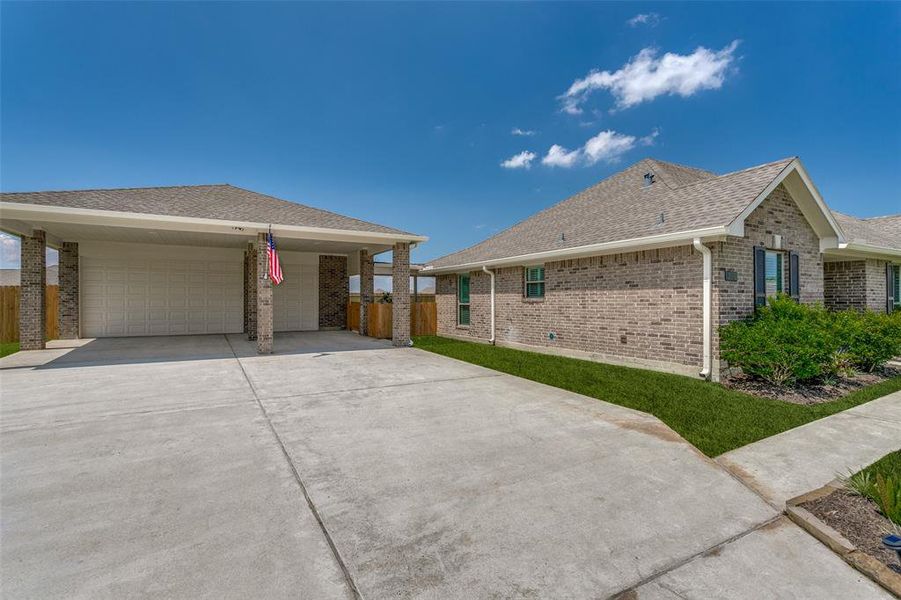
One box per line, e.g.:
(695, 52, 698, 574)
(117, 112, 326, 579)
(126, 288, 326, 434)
(802, 489, 900, 572)
(723, 367, 899, 405)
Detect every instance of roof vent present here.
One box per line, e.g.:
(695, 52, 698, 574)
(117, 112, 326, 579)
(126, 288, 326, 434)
(656, 212, 665, 225)
(643, 172, 655, 187)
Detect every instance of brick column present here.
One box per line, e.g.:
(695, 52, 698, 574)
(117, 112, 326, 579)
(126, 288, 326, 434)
(19, 231, 46, 350)
(58, 242, 79, 339)
(319, 255, 348, 329)
(256, 232, 273, 353)
(359, 249, 374, 336)
(246, 242, 258, 340)
(392, 242, 411, 347)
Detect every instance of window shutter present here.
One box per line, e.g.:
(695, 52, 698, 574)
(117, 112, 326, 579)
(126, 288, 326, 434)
(789, 251, 800, 302)
(753, 246, 766, 309)
(887, 264, 896, 314)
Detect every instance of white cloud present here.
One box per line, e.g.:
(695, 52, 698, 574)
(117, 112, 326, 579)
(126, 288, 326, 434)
(639, 127, 660, 146)
(500, 150, 537, 169)
(542, 144, 582, 168)
(511, 127, 536, 136)
(559, 40, 740, 113)
(627, 13, 661, 27)
(0, 234, 19, 268)
(582, 130, 637, 165)
(541, 128, 655, 168)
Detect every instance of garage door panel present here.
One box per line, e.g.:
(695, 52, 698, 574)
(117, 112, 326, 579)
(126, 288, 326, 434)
(81, 253, 243, 338)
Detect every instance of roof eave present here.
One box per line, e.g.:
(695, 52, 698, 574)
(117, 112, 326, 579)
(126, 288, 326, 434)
(727, 158, 845, 243)
(421, 226, 730, 274)
(824, 242, 901, 260)
(0, 201, 427, 246)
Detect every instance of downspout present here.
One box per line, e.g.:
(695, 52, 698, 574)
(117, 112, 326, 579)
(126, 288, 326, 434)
(482, 265, 496, 344)
(692, 238, 712, 380)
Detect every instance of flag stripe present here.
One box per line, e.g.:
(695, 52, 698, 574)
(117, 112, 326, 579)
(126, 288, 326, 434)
(267, 232, 284, 285)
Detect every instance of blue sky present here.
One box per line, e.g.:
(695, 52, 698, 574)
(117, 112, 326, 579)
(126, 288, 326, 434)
(2, 1, 899, 269)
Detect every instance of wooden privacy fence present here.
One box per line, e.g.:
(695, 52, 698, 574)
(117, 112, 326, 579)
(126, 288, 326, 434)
(346, 301, 437, 339)
(0, 285, 59, 342)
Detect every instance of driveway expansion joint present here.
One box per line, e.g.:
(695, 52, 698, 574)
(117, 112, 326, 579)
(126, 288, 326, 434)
(224, 335, 362, 600)
(607, 514, 784, 599)
(258, 372, 505, 402)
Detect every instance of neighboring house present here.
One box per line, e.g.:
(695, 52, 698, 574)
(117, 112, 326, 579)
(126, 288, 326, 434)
(423, 157, 900, 381)
(0, 265, 58, 286)
(0, 184, 426, 352)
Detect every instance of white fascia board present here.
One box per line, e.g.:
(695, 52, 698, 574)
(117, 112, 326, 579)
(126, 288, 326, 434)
(826, 242, 901, 260)
(728, 158, 844, 243)
(421, 226, 729, 274)
(0, 202, 428, 246)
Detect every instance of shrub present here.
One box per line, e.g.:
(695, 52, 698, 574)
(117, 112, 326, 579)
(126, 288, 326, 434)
(720, 295, 901, 386)
(720, 296, 835, 385)
(834, 310, 901, 372)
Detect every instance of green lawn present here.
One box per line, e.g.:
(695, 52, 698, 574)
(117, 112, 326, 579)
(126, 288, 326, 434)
(857, 450, 901, 482)
(413, 336, 901, 457)
(0, 342, 19, 358)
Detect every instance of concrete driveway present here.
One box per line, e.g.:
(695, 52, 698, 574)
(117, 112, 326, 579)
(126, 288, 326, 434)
(0, 333, 887, 598)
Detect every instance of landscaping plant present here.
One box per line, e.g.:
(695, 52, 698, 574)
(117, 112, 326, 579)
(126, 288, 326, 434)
(843, 450, 901, 527)
(721, 295, 901, 386)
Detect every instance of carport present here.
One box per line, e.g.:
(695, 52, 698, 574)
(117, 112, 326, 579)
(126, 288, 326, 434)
(0, 184, 426, 353)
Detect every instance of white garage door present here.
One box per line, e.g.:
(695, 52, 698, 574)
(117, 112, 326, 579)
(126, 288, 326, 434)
(273, 257, 319, 332)
(81, 253, 244, 338)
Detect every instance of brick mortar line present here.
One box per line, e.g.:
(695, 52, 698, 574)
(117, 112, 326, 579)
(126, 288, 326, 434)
(224, 334, 363, 600)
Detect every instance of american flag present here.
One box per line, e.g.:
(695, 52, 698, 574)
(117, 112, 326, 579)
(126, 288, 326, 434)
(267, 231, 284, 285)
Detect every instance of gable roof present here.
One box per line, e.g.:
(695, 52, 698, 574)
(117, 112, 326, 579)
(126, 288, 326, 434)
(426, 157, 841, 271)
(0, 184, 414, 236)
(833, 212, 901, 252)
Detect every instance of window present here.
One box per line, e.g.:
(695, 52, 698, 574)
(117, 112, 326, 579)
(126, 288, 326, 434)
(893, 265, 900, 311)
(764, 250, 784, 296)
(524, 266, 545, 298)
(457, 274, 470, 326)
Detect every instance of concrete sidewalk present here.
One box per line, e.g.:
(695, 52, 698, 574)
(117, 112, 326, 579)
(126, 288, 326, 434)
(717, 391, 901, 506)
(628, 517, 889, 599)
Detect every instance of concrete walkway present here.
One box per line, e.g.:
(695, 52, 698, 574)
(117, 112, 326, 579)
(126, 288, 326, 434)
(627, 517, 888, 599)
(717, 391, 901, 506)
(1, 333, 892, 598)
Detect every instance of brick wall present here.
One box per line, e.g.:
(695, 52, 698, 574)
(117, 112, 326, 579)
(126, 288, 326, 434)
(823, 260, 867, 311)
(437, 245, 704, 371)
(436, 184, 828, 377)
(710, 184, 824, 375)
(245, 243, 258, 340)
(255, 232, 272, 353)
(392, 242, 411, 346)
(319, 255, 348, 329)
(359, 249, 374, 336)
(19, 231, 46, 350)
(58, 241, 79, 339)
(863, 259, 888, 312)
(824, 259, 890, 312)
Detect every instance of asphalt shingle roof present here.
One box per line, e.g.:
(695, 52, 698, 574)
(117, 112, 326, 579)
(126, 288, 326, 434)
(833, 212, 901, 250)
(0, 184, 414, 236)
(428, 157, 795, 269)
